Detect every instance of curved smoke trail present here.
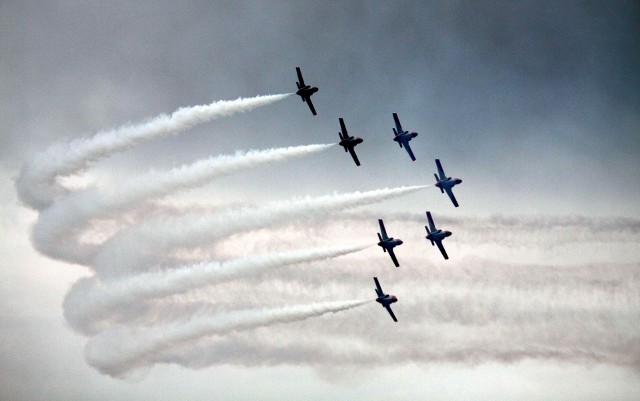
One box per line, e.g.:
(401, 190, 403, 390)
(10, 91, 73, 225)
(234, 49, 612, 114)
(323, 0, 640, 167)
(31, 143, 334, 266)
(64, 243, 370, 335)
(85, 299, 370, 377)
(17, 90, 639, 378)
(17, 93, 290, 209)
(92, 185, 428, 277)
(16, 92, 414, 377)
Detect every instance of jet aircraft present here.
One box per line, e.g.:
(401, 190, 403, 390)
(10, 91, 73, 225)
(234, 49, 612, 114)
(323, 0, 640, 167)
(425, 211, 452, 260)
(374, 277, 398, 322)
(434, 159, 463, 207)
(376, 219, 403, 267)
(392, 113, 419, 161)
(295, 67, 318, 115)
(337, 118, 363, 166)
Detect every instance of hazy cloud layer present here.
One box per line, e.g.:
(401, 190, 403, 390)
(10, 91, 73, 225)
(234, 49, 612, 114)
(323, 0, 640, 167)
(3, 1, 640, 398)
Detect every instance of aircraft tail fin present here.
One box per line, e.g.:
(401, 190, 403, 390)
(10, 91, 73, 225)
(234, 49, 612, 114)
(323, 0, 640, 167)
(377, 233, 386, 252)
(435, 174, 444, 193)
(425, 226, 435, 245)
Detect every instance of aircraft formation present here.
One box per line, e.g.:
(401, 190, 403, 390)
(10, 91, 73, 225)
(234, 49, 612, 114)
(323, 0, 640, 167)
(295, 67, 463, 322)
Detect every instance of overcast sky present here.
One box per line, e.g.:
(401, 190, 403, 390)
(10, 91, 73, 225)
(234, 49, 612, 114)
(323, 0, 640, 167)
(1, 1, 639, 400)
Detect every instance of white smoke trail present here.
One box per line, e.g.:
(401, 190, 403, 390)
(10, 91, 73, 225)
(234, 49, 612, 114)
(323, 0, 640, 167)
(64, 243, 370, 335)
(16, 88, 455, 379)
(31, 143, 334, 265)
(85, 299, 370, 377)
(93, 185, 429, 277)
(16, 94, 291, 209)
(153, 259, 640, 371)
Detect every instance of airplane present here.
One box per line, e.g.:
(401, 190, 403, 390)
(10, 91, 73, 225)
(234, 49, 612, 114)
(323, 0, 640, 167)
(295, 67, 318, 115)
(434, 158, 463, 207)
(392, 113, 419, 161)
(425, 211, 452, 260)
(374, 277, 398, 322)
(338, 118, 363, 166)
(376, 219, 403, 267)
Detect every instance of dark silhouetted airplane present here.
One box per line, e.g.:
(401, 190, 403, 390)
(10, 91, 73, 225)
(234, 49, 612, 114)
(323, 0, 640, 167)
(295, 67, 318, 115)
(374, 277, 398, 322)
(377, 219, 403, 267)
(338, 118, 363, 166)
(392, 113, 418, 161)
(434, 159, 462, 207)
(425, 211, 452, 260)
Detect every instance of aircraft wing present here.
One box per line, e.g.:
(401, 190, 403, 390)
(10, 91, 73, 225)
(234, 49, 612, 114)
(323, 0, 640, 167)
(444, 187, 459, 207)
(392, 113, 403, 134)
(347, 147, 361, 166)
(378, 219, 388, 240)
(435, 159, 447, 180)
(305, 96, 317, 115)
(403, 140, 416, 161)
(426, 211, 437, 232)
(435, 240, 449, 260)
(373, 277, 384, 295)
(296, 67, 305, 86)
(385, 305, 398, 322)
(387, 247, 400, 267)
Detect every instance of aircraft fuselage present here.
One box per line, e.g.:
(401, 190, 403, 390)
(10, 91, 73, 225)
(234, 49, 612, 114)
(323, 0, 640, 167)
(296, 86, 318, 100)
(426, 229, 452, 242)
(377, 238, 403, 250)
(435, 177, 462, 190)
(393, 131, 418, 143)
(339, 136, 363, 149)
(376, 294, 398, 308)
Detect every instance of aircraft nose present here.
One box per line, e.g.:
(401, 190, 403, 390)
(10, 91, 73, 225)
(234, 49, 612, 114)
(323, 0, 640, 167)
(397, 240, 403, 245)
(445, 231, 452, 237)
(391, 296, 398, 302)
(457, 178, 462, 183)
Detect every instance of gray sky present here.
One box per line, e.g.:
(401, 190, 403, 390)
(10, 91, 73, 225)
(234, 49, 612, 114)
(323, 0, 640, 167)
(1, 1, 639, 400)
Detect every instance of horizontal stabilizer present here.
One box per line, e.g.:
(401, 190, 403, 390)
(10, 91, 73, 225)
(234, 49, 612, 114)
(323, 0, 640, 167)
(435, 174, 444, 193)
(377, 233, 386, 252)
(425, 226, 435, 245)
